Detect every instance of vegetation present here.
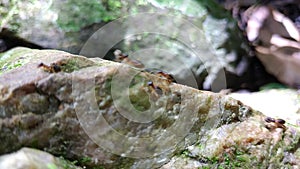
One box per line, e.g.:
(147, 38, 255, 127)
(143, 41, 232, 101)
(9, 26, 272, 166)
(54, 0, 122, 31)
(0, 47, 31, 74)
(0, 0, 21, 31)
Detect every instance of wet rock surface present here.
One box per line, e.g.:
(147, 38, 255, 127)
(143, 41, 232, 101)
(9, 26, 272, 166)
(1, 0, 256, 91)
(229, 89, 300, 126)
(0, 47, 299, 168)
(0, 147, 81, 169)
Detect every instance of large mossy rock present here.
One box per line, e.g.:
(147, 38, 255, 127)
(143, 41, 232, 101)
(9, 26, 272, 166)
(0, 147, 81, 169)
(1, 0, 251, 90)
(0, 47, 299, 168)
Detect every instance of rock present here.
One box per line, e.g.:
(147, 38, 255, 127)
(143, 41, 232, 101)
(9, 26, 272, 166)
(229, 89, 300, 126)
(1, 0, 254, 91)
(0, 47, 299, 168)
(0, 147, 81, 169)
(0, 0, 121, 53)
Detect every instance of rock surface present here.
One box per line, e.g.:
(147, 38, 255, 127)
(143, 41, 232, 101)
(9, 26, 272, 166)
(229, 89, 300, 126)
(1, 0, 252, 90)
(0, 47, 299, 168)
(0, 147, 81, 169)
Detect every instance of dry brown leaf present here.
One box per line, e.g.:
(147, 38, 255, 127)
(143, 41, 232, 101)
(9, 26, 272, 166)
(270, 35, 300, 48)
(244, 4, 300, 88)
(256, 45, 300, 87)
(246, 6, 299, 44)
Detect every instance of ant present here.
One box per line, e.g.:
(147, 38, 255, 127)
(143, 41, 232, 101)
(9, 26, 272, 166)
(155, 70, 176, 83)
(38, 62, 61, 73)
(147, 81, 163, 97)
(114, 49, 145, 68)
(264, 117, 286, 131)
(144, 68, 176, 83)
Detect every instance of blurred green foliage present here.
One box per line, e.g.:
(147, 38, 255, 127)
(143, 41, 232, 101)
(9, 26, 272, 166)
(0, 0, 21, 31)
(196, 0, 232, 19)
(0, 0, 125, 32)
(259, 83, 288, 90)
(150, 0, 207, 17)
(55, 0, 122, 32)
(0, 47, 31, 75)
(0, 0, 228, 32)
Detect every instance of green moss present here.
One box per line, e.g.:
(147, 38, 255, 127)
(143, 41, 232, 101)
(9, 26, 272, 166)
(129, 88, 151, 112)
(60, 57, 95, 73)
(0, 0, 21, 31)
(128, 75, 151, 111)
(47, 163, 58, 169)
(180, 149, 190, 158)
(0, 47, 32, 74)
(198, 147, 255, 168)
(197, 95, 212, 122)
(150, 0, 207, 17)
(201, 166, 210, 169)
(222, 150, 252, 168)
(210, 156, 219, 164)
(2, 58, 24, 72)
(197, 144, 204, 150)
(29, 139, 40, 148)
(91, 167, 105, 169)
(58, 157, 80, 169)
(103, 77, 113, 95)
(113, 158, 135, 169)
(259, 83, 288, 90)
(53, 0, 122, 32)
(61, 60, 80, 72)
(79, 156, 92, 164)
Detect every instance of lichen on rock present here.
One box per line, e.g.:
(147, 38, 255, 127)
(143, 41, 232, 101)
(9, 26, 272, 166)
(0, 147, 81, 169)
(0, 47, 299, 168)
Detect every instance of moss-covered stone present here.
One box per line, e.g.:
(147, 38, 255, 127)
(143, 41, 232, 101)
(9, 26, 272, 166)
(0, 148, 82, 169)
(0, 47, 33, 74)
(1, 48, 299, 168)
